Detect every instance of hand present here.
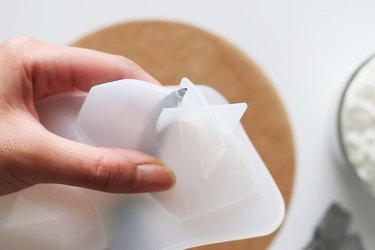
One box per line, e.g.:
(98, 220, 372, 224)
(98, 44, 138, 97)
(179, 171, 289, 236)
(0, 37, 175, 196)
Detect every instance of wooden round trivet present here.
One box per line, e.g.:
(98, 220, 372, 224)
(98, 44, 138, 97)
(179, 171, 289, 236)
(72, 20, 295, 250)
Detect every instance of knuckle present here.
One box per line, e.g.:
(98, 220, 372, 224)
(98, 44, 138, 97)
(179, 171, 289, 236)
(114, 54, 132, 63)
(114, 55, 139, 70)
(90, 151, 139, 192)
(91, 154, 114, 192)
(2, 36, 39, 51)
(0, 36, 40, 66)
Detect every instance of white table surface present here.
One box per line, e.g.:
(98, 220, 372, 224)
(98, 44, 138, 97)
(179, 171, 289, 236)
(2, 0, 375, 249)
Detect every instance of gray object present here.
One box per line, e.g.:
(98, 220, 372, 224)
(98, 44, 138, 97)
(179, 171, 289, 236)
(303, 203, 365, 250)
(341, 234, 365, 250)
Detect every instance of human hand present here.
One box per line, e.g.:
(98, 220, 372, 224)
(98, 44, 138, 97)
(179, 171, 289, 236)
(0, 37, 175, 196)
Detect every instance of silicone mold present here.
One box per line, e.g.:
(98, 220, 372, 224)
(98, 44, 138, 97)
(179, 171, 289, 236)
(0, 78, 284, 250)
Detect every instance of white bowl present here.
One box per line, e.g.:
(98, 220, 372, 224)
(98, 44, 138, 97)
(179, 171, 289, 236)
(336, 55, 375, 196)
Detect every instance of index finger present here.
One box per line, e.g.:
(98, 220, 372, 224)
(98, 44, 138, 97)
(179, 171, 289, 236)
(4, 37, 159, 100)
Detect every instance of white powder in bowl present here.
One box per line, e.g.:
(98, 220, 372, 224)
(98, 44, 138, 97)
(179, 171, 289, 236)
(340, 56, 375, 186)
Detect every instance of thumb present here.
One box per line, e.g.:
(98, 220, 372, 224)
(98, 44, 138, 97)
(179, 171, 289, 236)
(24, 126, 175, 193)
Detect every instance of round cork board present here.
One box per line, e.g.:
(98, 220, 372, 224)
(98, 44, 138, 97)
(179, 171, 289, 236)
(72, 20, 295, 250)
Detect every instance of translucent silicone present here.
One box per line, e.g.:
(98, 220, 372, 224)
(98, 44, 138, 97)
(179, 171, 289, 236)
(0, 185, 106, 250)
(76, 78, 259, 217)
(0, 78, 284, 249)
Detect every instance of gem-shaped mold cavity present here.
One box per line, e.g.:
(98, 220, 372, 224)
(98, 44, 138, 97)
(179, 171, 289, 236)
(75, 78, 259, 218)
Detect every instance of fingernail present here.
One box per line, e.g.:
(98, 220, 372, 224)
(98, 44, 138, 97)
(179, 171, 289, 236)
(135, 164, 175, 192)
